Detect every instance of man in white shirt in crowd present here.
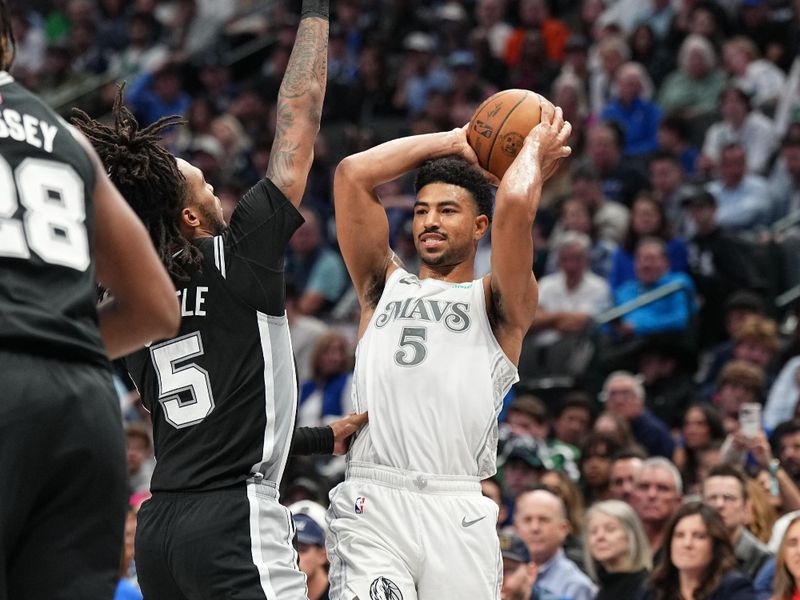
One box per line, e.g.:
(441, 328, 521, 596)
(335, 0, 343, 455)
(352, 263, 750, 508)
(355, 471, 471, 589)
(530, 231, 611, 346)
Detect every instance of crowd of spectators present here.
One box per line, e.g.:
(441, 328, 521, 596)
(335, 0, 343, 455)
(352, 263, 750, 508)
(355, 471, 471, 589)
(16, 0, 800, 598)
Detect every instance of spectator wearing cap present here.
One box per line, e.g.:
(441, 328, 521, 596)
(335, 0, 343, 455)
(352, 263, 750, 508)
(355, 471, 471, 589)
(499, 531, 536, 600)
(291, 501, 330, 600)
(500, 437, 549, 500)
(702, 464, 773, 582)
(684, 192, 763, 346)
(700, 86, 777, 176)
(706, 142, 771, 232)
(584, 499, 652, 600)
(505, 395, 580, 481)
(514, 489, 597, 600)
(601, 371, 675, 459)
(601, 62, 662, 157)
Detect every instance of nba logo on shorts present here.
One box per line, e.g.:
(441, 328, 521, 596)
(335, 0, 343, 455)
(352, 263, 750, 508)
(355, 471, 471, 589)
(354, 496, 366, 514)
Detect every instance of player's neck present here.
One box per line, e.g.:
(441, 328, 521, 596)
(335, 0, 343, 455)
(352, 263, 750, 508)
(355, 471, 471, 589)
(418, 260, 475, 283)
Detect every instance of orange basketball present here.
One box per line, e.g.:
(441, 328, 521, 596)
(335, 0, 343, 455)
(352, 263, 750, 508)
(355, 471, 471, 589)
(467, 89, 558, 180)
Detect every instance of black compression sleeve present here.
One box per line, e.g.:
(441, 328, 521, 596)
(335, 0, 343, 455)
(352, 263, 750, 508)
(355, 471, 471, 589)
(301, 0, 329, 20)
(290, 426, 335, 455)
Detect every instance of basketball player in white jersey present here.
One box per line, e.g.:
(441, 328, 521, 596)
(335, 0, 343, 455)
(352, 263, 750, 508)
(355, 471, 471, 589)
(327, 102, 571, 599)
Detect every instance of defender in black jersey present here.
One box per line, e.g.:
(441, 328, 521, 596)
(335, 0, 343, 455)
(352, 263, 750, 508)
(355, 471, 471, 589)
(72, 0, 365, 598)
(0, 2, 180, 598)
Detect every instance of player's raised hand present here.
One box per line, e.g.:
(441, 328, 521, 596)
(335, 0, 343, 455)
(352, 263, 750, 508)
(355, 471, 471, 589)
(525, 102, 572, 167)
(330, 411, 369, 455)
(452, 124, 501, 186)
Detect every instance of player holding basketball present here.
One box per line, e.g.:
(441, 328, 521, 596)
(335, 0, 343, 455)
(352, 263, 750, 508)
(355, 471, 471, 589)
(328, 101, 571, 598)
(71, 0, 365, 598)
(0, 0, 180, 595)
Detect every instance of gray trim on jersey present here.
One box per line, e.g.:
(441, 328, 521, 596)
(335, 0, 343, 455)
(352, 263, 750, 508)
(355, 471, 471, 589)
(0, 71, 14, 86)
(213, 235, 227, 279)
(251, 311, 297, 484)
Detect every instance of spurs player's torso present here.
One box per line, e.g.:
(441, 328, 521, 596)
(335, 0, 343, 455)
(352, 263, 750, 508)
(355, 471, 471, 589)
(348, 268, 518, 478)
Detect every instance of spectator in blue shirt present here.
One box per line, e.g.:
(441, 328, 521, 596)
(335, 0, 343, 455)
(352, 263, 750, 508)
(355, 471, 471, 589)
(601, 62, 662, 157)
(514, 488, 597, 600)
(613, 238, 696, 339)
(609, 194, 689, 292)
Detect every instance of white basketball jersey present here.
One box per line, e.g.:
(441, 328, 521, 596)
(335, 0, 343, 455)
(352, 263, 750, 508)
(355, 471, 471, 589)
(348, 268, 519, 478)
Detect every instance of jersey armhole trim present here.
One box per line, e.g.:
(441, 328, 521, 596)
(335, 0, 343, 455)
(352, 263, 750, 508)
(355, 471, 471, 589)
(475, 278, 519, 376)
(213, 235, 227, 279)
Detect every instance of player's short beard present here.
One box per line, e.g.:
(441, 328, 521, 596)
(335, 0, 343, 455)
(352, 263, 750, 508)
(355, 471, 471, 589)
(198, 203, 227, 236)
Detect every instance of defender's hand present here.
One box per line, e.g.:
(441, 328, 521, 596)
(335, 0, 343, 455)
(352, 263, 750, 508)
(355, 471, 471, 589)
(330, 411, 368, 455)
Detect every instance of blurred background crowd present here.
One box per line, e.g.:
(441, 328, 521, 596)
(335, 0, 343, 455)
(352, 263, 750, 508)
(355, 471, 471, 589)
(14, 0, 800, 598)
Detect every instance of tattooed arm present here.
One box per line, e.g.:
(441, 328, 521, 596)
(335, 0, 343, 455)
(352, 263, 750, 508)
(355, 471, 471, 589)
(265, 0, 329, 207)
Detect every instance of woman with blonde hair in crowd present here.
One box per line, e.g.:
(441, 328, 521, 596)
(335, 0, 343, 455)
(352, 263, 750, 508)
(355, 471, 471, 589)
(646, 502, 755, 600)
(584, 500, 652, 600)
(746, 477, 778, 545)
(772, 514, 800, 600)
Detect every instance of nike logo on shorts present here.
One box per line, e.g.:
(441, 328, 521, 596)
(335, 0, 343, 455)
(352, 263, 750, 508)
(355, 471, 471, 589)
(461, 515, 486, 527)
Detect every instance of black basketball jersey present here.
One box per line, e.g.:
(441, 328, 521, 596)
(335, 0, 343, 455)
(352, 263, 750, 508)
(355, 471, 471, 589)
(0, 73, 104, 365)
(126, 179, 304, 492)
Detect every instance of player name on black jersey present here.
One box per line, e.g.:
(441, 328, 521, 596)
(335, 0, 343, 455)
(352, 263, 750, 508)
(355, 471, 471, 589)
(177, 286, 208, 317)
(0, 107, 58, 153)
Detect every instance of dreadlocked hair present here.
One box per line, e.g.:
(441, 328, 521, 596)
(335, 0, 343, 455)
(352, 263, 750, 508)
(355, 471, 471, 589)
(0, 0, 17, 71)
(72, 86, 201, 281)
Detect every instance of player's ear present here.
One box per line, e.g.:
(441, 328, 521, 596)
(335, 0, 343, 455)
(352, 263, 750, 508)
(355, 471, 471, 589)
(474, 213, 489, 240)
(180, 206, 201, 234)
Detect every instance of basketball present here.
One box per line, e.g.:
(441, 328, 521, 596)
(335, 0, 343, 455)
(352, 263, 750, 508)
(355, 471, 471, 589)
(467, 89, 558, 180)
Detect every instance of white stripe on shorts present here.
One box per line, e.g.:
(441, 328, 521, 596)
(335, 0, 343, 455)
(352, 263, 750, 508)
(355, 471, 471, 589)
(247, 480, 278, 600)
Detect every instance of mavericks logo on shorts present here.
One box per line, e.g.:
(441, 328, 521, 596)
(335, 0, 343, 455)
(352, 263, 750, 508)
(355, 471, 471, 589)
(369, 577, 403, 600)
(354, 496, 366, 514)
